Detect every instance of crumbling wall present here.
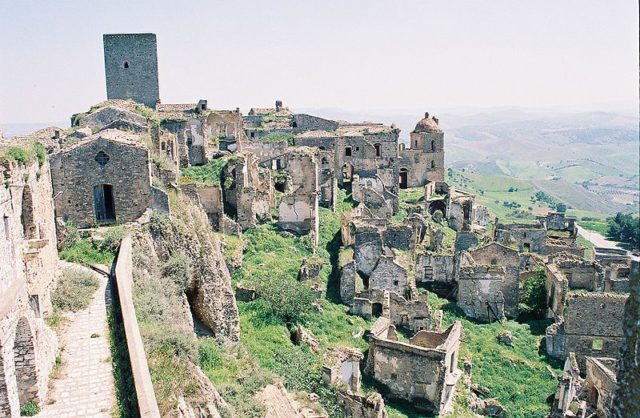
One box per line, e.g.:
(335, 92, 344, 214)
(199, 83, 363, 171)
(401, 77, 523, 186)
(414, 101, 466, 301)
(369, 256, 408, 294)
(367, 320, 461, 414)
(278, 148, 319, 244)
(0, 157, 59, 415)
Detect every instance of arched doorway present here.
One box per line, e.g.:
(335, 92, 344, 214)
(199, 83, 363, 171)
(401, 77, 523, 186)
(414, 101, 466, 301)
(13, 317, 38, 407)
(428, 200, 447, 216)
(399, 168, 408, 189)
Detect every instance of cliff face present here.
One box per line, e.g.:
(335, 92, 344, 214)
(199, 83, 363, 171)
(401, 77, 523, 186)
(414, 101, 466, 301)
(145, 196, 240, 342)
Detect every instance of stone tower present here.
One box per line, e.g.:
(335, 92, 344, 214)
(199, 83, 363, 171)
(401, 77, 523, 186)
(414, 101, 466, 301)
(103, 33, 160, 108)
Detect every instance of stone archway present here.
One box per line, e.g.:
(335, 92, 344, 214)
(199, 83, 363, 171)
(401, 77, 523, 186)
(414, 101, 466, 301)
(13, 317, 38, 407)
(0, 347, 10, 416)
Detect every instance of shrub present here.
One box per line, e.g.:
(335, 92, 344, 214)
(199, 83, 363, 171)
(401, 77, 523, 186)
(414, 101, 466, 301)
(20, 401, 40, 416)
(261, 132, 294, 145)
(180, 157, 229, 186)
(3, 146, 30, 164)
(98, 226, 126, 254)
(162, 252, 192, 288)
(51, 269, 100, 312)
(254, 275, 316, 324)
(59, 239, 114, 265)
(518, 269, 547, 320)
(149, 211, 171, 235)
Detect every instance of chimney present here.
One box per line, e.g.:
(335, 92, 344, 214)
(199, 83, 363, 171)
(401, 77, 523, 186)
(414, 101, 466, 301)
(53, 130, 60, 140)
(425, 112, 429, 119)
(275, 100, 283, 112)
(433, 117, 439, 124)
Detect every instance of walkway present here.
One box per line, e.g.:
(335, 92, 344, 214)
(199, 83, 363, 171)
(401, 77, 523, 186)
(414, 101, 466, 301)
(576, 225, 625, 250)
(39, 263, 116, 418)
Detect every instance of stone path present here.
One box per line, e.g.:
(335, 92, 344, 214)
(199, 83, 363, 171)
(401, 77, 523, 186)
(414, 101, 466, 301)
(38, 264, 116, 417)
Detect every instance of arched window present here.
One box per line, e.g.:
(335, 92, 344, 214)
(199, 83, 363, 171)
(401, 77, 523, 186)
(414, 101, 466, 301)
(123, 61, 129, 69)
(95, 151, 110, 167)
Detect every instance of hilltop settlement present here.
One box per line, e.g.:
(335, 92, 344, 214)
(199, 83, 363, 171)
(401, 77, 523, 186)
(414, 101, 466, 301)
(0, 33, 638, 418)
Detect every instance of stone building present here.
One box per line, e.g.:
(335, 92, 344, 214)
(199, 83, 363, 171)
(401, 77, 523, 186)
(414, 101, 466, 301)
(0, 153, 59, 416)
(103, 33, 160, 108)
(457, 242, 533, 321)
(546, 292, 628, 370)
(545, 253, 601, 319)
(494, 221, 547, 253)
(277, 147, 320, 245)
(222, 152, 274, 231)
(366, 317, 462, 414)
(612, 258, 639, 418)
(398, 113, 445, 188)
(50, 129, 168, 228)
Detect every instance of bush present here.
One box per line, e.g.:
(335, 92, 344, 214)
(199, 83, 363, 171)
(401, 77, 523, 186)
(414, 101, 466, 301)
(555, 202, 567, 213)
(254, 275, 316, 324)
(98, 226, 126, 254)
(3, 146, 30, 164)
(20, 401, 40, 416)
(162, 252, 192, 288)
(261, 132, 294, 145)
(180, 157, 229, 186)
(59, 239, 114, 265)
(51, 269, 100, 312)
(518, 269, 547, 320)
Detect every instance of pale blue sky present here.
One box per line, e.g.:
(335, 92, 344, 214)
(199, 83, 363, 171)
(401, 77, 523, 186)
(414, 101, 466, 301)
(1, 0, 638, 123)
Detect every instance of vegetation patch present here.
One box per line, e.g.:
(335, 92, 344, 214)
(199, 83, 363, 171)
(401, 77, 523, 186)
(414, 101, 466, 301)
(180, 157, 229, 186)
(51, 269, 99, 312)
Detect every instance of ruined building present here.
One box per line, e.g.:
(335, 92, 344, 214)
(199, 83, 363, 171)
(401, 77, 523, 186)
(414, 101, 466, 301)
(366, 317, 462, 414)
(0, 151, 59, 416)
(49, 129, 169, 228)
(398, 112, 445, 188)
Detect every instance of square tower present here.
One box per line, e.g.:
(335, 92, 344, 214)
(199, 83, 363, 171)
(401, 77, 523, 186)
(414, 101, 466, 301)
(103, 33, 160, 108)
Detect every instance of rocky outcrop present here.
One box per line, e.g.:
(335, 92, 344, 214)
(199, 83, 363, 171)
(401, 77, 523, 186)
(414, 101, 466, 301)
(144, 198, 240, 342)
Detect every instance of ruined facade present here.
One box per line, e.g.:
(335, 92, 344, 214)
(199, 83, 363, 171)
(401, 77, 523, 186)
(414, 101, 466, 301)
(0, 155, 59, 416)
(457, 242, 533, 321)
(366, 318, 462, 414)
(546, 292, 628, 370)
(50, 129, 168, 228)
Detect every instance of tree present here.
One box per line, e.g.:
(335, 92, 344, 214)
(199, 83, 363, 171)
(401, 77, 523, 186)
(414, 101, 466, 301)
(555, 203, 567, 213)
(255, 275, 316, 324)
(607, 212, 640, 249)
(518, 269, 547, 321)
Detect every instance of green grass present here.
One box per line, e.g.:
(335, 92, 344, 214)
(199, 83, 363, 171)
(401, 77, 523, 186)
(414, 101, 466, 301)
(179, 157, 230, 186)
(19, 401, 40, 416)
(576, 235, 594, 260)
(59, 226, 125, 265)
(578, 220, 609, 236)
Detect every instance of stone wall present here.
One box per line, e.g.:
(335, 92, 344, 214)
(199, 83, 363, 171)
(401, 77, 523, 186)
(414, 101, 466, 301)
(369, 256, 408, 295)
(292, 114, 338, 132)
(494, 222, 547, 253)
(103, 33, 160, 108)
(113, 235, 161, 416)
(50, 130, 152, 228)
(367, 319, 462, 414)
(0, 156, 59, 415)
(547, 292, 628, 369)
(585, 357, 617, 417)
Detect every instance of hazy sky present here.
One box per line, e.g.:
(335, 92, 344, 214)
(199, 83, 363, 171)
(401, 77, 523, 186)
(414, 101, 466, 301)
(1, 0, 638, 124)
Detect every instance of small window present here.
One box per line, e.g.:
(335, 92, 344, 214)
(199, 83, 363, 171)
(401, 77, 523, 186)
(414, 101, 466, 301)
(431, 140, 436, 151)
(393, 280, 399, 286)
(431, 160, 436, 169)
(592, 339, 603, 350)
(355, 146, 359, 151)
(523, 243, 531, 253)
(95, 151, 110, 167)
(3, 215, 9, 240)
(250, 132, 255, 139)
(345, 146, 352, 157)
(374, 143, 381, 157)
(414, 140, 418, 147)
(123, 61, 129, 69)
(390, 373, 398, 380)
(161, 142, 166, 151)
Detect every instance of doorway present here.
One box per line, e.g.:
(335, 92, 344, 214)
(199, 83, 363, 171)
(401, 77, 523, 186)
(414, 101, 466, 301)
(399, 169, 408, 189)
(94, 184, 116, 222)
